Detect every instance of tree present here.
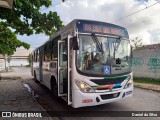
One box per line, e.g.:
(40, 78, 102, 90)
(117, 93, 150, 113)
(0, 23, 30, 55)
(130, 37, 143, 50)
(0, 0, 64, 55)
(0, 0, 63, 36)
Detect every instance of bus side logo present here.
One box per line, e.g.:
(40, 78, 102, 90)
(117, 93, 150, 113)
(109, 85, 114, 91)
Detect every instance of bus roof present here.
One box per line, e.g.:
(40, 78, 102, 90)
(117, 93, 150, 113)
(51, 19, 128, 39)
(32, 19, 129, 52)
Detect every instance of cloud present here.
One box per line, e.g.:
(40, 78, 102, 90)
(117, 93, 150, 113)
(18, 0, 160, 49)
(53, 0, 160, 45)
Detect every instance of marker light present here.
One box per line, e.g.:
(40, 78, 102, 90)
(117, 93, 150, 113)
(124, 75, 133, 89)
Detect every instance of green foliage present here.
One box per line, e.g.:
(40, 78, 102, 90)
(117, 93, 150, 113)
(0, 0, 63, 36)
(0, 0, 64, 55)
(0, 22, 30, 55)
(130, 37, 143, 50)
(134, 77, 160, 85)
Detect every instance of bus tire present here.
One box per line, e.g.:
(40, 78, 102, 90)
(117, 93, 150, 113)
(34, 71, 38, 83)
(51, 78, 58, 97)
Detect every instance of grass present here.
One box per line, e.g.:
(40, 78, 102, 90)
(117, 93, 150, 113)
(133, 77, 160, 85)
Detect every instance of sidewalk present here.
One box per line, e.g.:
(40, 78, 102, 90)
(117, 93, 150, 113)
(0, 68, 55, 120)
(0, 67, 30, 79)
(0, 78, 43, 111)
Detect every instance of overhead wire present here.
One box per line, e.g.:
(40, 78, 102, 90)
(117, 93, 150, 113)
(111, 1, 160, 23)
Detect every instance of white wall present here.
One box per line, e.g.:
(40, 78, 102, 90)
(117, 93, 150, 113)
(0, 59, 9, 71)
(132, 48, 160, 79)
(10, 58, 29, 66)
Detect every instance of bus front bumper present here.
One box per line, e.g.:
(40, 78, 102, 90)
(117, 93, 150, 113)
(72, 86, 133, 108)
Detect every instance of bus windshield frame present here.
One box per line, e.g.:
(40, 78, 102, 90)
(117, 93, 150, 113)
(76, 33, 132, 76)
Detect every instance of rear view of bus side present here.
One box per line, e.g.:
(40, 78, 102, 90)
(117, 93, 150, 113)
(31, 19, 133, 108)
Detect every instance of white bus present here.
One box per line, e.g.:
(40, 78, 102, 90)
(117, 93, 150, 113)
(31, 19, 133, 108)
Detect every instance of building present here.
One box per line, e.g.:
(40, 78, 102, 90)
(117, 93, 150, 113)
(10, 49, 32, 66)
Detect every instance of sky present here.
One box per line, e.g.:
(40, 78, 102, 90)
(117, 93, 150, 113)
(17, 0, 160, 49)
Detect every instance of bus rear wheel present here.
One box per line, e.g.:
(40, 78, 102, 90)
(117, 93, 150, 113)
(51, 80, 58, 97)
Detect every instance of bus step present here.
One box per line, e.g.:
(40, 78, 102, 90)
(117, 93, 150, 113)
(61, 96, 67, 102)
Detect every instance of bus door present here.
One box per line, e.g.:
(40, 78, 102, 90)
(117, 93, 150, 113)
(58, 36, 72, 105)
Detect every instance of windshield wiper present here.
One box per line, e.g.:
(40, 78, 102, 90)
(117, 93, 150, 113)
(114, 36, 122, 51)
(113, 37, 122, 59)
(91, 33, 104, 54)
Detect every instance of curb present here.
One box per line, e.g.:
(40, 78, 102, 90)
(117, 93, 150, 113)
(134, 82, 160, 92)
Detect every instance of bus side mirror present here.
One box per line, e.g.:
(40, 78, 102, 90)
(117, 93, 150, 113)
(72, 36, 79, 50)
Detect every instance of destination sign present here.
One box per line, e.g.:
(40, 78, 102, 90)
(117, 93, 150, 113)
(76, 20, 129, 38)
(83, 24, 122, 36)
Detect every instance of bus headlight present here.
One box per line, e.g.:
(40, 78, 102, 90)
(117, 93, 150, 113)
(124, 76, 133, 89)
(75, 80, 95, 93)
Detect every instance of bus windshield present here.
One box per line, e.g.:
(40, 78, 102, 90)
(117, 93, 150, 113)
(77, 34, 132, 75)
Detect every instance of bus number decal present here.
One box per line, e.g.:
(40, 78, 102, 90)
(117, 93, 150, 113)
(82, 99, 93, 103)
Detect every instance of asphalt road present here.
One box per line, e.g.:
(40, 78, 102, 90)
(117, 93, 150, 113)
(11, 67, 160, 120)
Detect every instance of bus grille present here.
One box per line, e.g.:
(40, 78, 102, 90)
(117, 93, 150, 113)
(96, 85, 121, 90)
(100, 92, 120, 100)
(90, 76, 127, 85)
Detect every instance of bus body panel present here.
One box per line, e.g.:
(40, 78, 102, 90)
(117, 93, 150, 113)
(70, 50, 133, 108)
(42, 61, 51, 89)
(72, 86, 133, 108)
(42, 61, 58, 90)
